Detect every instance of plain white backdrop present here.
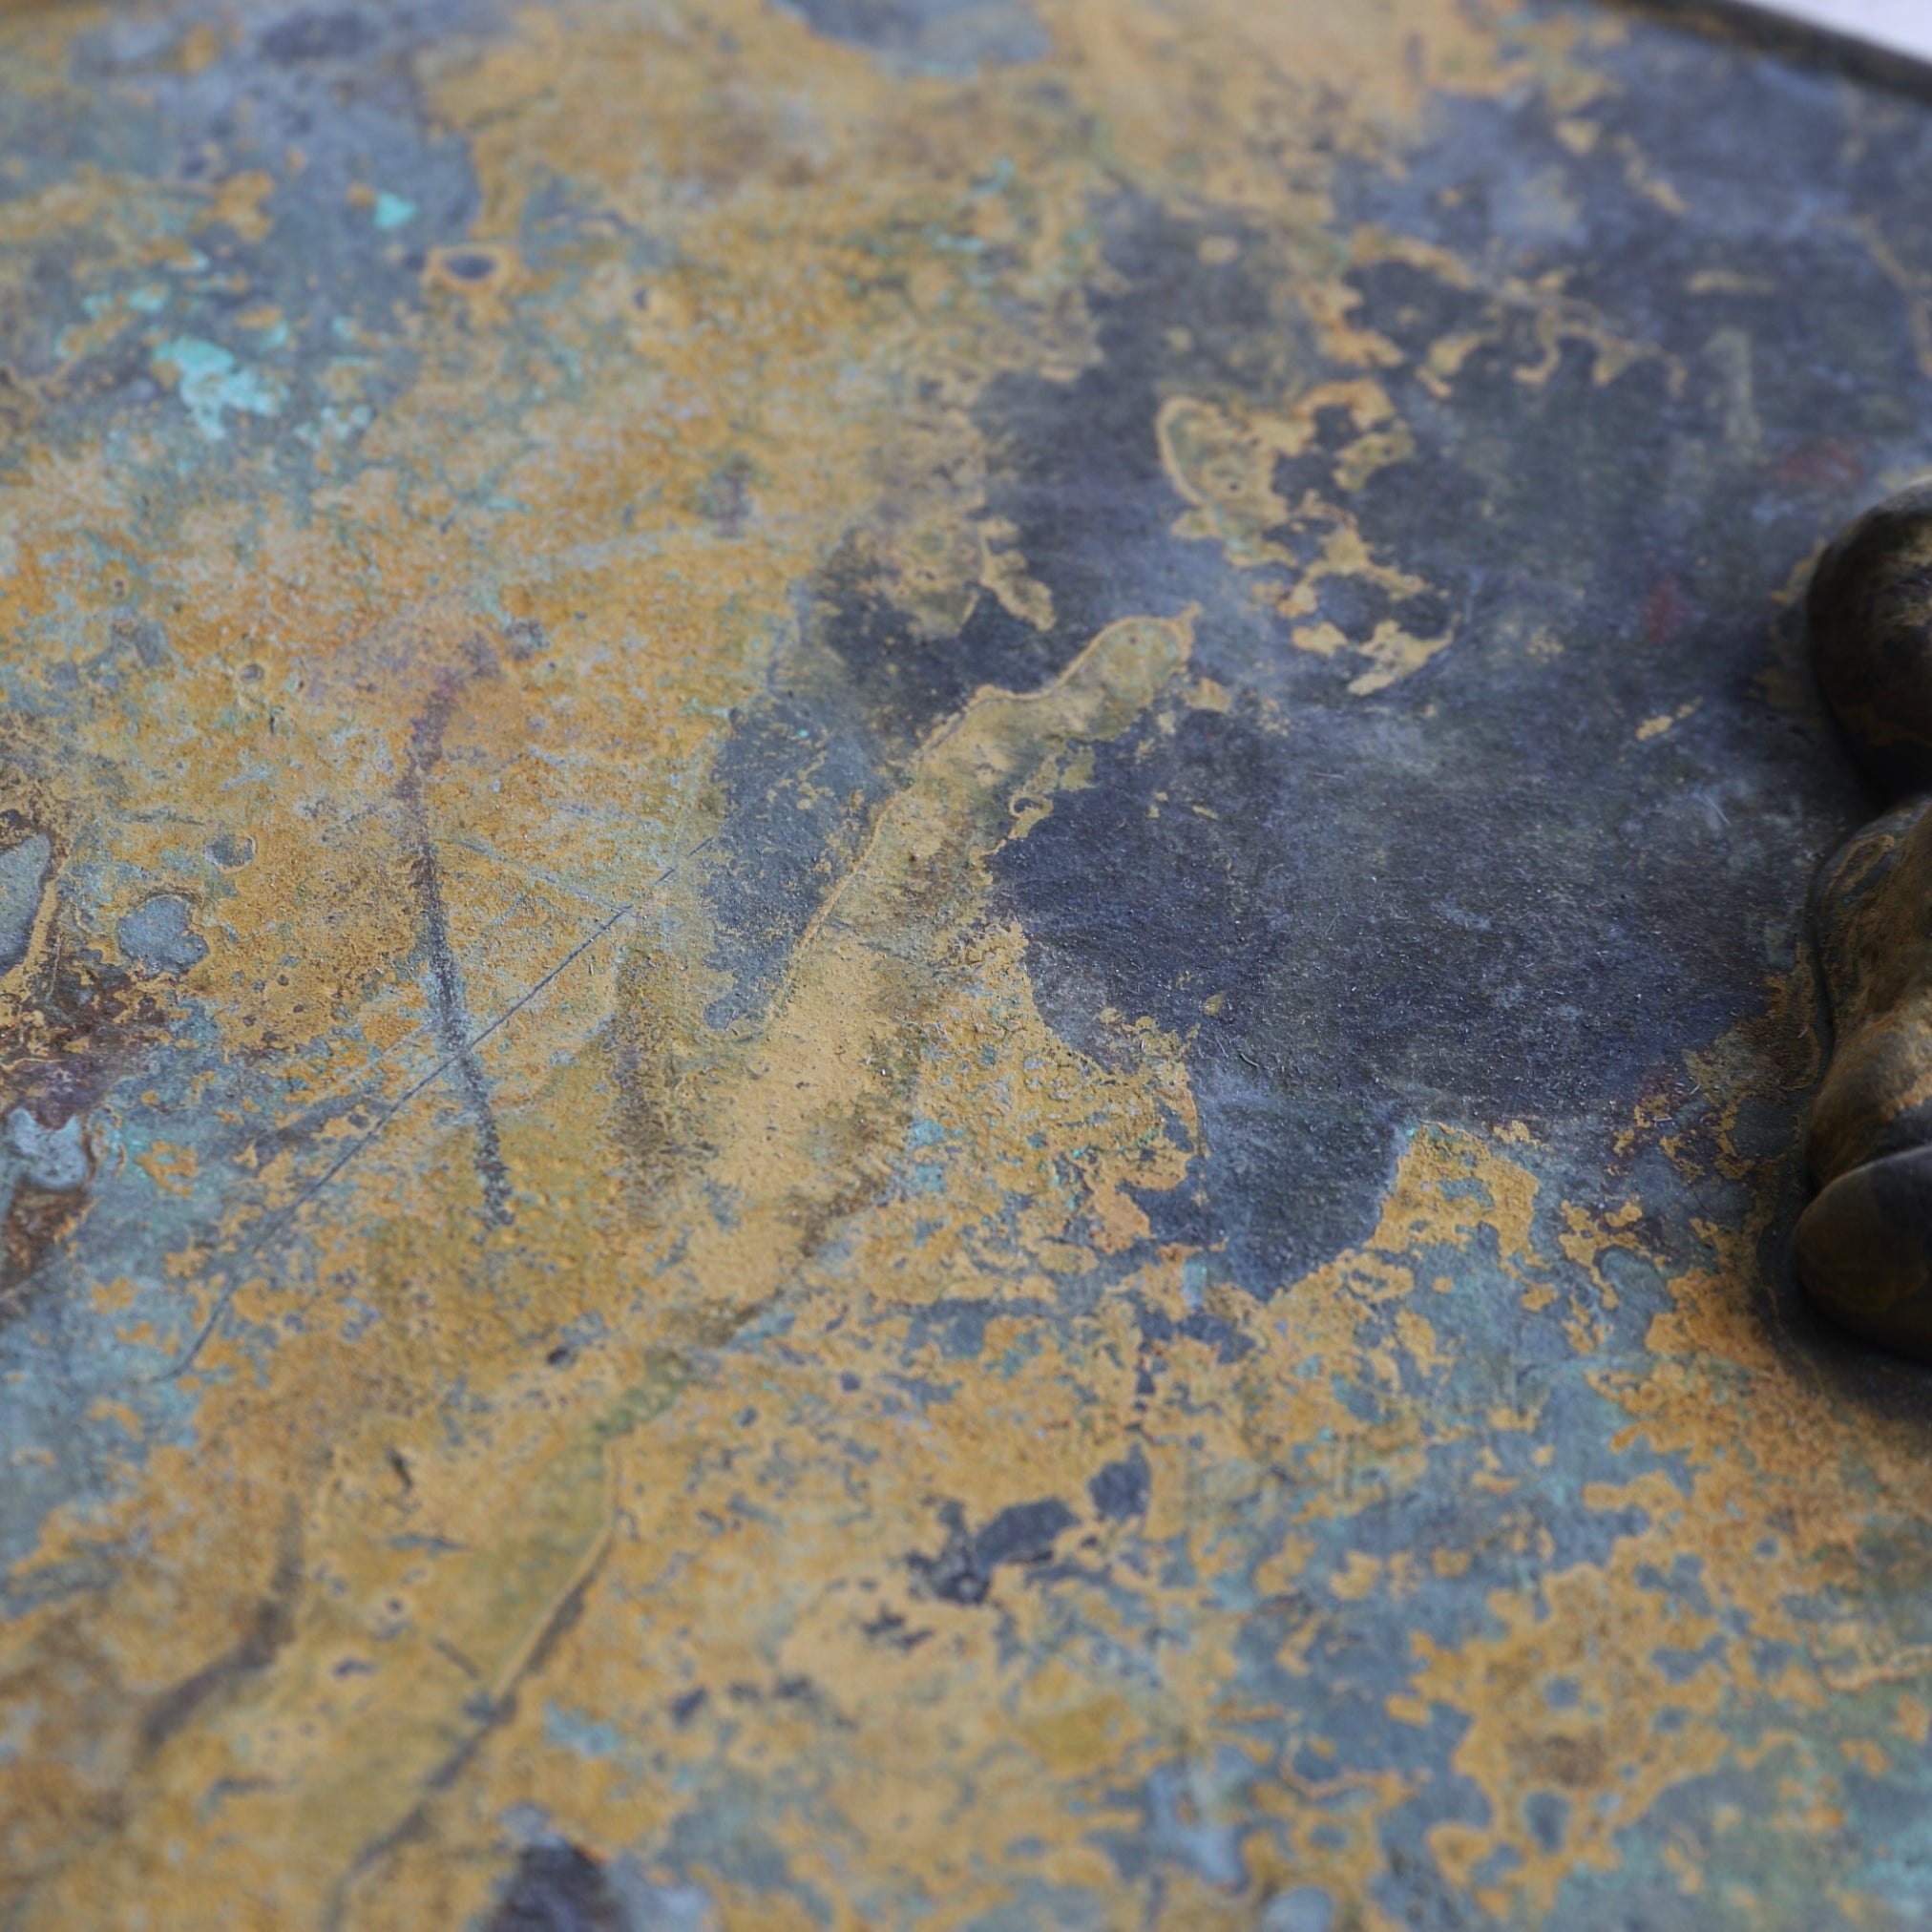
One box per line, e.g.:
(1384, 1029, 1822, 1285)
(1753, 0, 1932, 61)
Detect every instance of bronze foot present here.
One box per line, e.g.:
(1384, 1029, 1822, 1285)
(1800, 486, 1932, 1355)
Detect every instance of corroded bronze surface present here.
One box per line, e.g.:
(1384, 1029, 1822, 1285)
(1801, 491, 1932, 1353)
(5, 0, 1932, 1927)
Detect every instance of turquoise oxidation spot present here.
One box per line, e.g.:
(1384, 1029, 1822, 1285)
(153, 337, 282, 441)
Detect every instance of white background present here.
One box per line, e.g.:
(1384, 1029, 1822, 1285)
(1752, 0, 1932, 61)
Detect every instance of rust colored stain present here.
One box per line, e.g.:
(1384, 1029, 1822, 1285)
(0, 0, 1929, 1926)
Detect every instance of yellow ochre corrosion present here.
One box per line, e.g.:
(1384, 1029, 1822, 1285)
(0, 0, 1930, 1926)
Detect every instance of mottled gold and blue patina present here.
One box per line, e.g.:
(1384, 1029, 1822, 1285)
(1, 0, 1931, 1926)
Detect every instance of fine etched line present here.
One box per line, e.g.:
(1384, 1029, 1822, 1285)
(158, 837, 713, 1379)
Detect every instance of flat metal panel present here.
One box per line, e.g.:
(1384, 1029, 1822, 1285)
(0, 3, 1929, 1927)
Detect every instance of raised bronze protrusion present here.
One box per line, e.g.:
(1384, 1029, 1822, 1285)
(1800, 485, 1932, 1356)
